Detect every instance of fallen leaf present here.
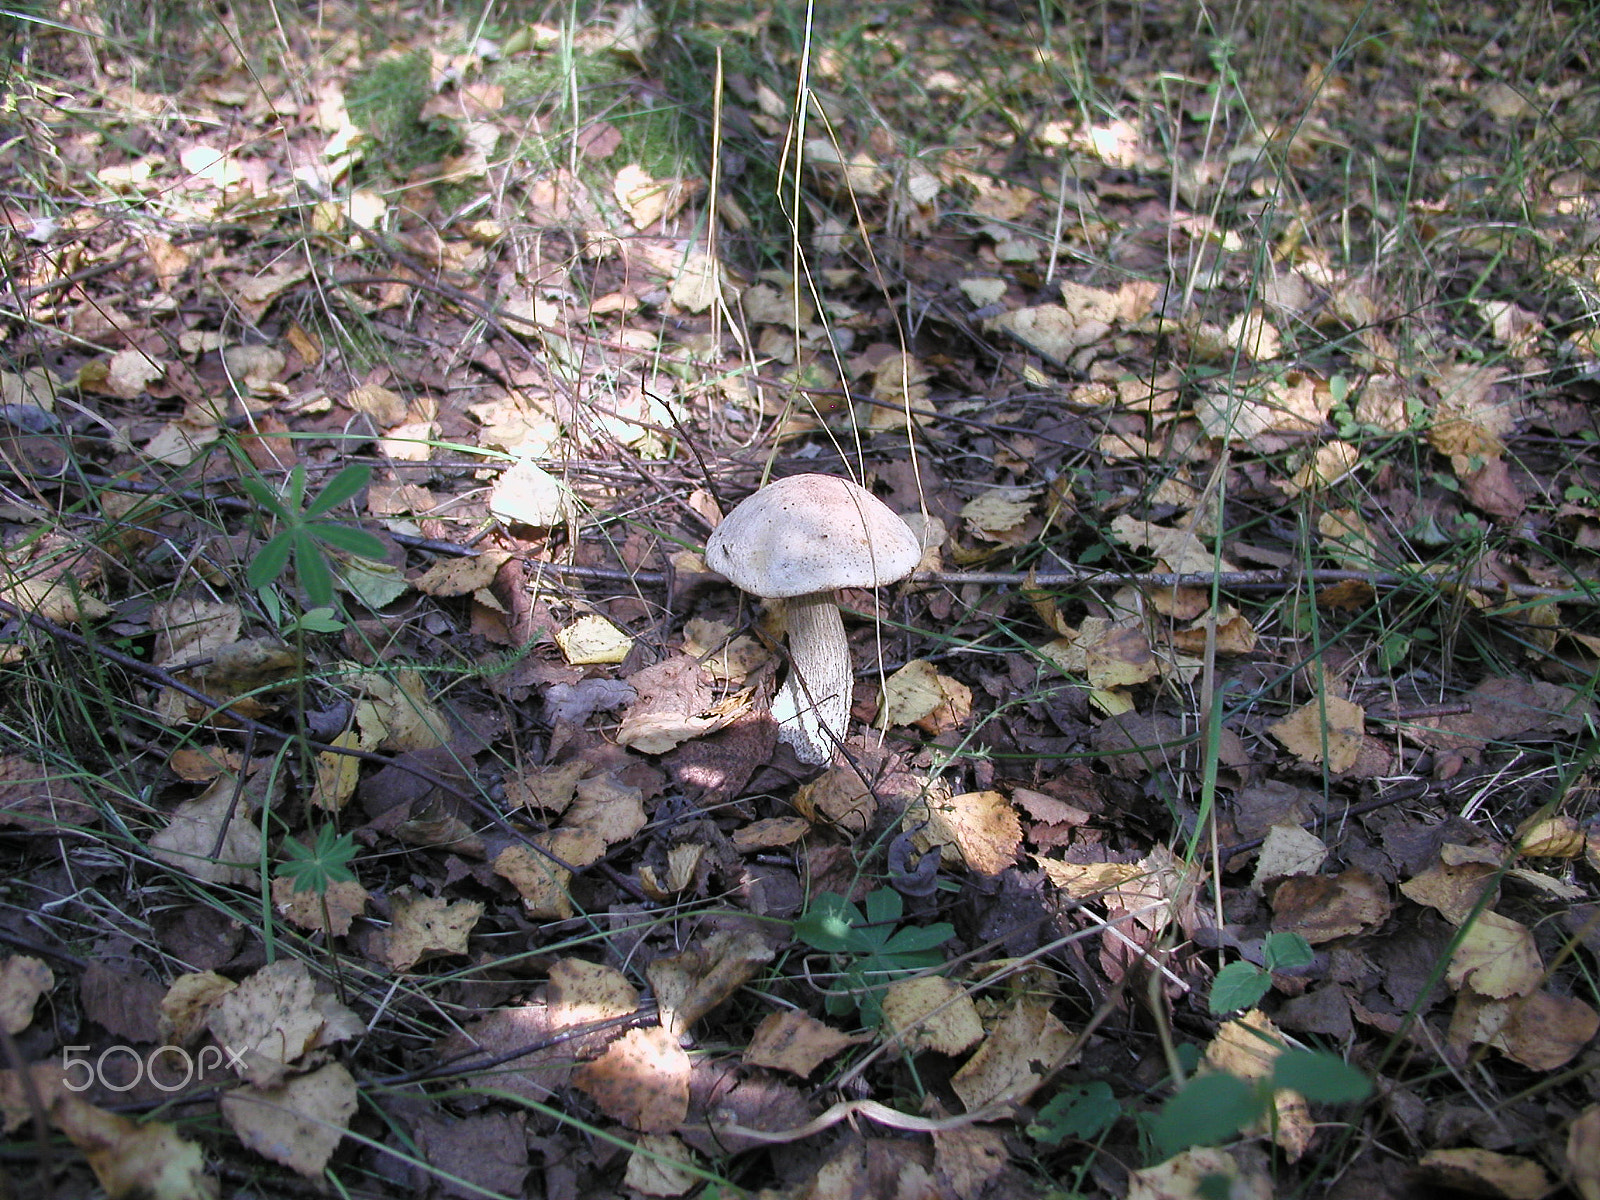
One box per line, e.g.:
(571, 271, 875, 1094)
(744, 1011, 866, 1077)
(913, 790, 1022, 875)
(149, 774, 265, 887)
(1446, 911, 1542, 998)
(1417, 1147, 1552, 1200)
(950, 997, 1074, 1110)
(50, 1092, 217, 1199)
(1128, 1147, 1272, 1200)
(556, 613, 634, 666)
(1205, 1010, 1312, 1158)
(0, 955, 52, 1034)
(571, 1025, 690, 1132)
(880, 976, 984, 1057)
(206, 959, 362, 1088)
(1252, 824, 1328, 892)
(1568, 1107, 1600, 1200)
(1268, 694, 1365, 773)
(1449, 987, 1598, 1070)
(647, 930, 774, 1036)
(1271, 869, 1392, 943)
(624, 1132, 702, 1197)
(1400, 861, 1498, 925)
(221, 1062, 358, 1178)
(375, 890, 483, 971)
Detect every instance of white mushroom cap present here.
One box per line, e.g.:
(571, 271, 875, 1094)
(704, 474, 921, 596)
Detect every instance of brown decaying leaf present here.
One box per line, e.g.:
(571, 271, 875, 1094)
(1270, 869, 1392, 943)
(950, 997, 1074, 1111)
(220, 1062, 358, 1179)
(51, 1092, 218, 1200)
(647, 930, 774, 1036)
(1448, 988, 1599, 1071)
(0, 955, 52, 1035)
(571, 1025, 690, 1132)
(744, 1011, 867, 1077)
(374, 890, 483, 971)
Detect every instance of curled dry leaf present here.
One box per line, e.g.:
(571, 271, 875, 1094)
(648, 930, 775, 1037)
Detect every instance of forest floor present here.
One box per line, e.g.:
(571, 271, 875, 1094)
(2, 1, 1600, 1197)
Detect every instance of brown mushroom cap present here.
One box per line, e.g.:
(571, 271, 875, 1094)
(704, 474, 921, 597)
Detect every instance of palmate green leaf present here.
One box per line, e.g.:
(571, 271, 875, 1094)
(303, 463, 372, 518)
(879, 922, 955, 957)
(246, 531, 296, 590)
(240, 475, 290, 518)
(279, 825, 359, 897)
(295, 534, 336, 609)
(795, 892, 860, 953)
(863, 886, 904, 926)
(312, 521, 388, 560)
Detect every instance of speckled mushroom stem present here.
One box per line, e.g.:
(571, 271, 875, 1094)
(771, 590, 851, 766)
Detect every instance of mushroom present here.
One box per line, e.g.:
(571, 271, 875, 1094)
(704, 474, 922, 765)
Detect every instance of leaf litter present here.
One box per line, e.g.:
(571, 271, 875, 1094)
(0, 0, 1599, 1196)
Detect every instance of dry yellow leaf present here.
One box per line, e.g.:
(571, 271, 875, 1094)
(914, 790, 1022, 876)
(1268, 694, 1365, 773)
(880, 976, 984, 1056)
(1446, 910, 1543, 998)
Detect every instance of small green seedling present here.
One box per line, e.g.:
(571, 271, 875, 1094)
(1027, 1081, 1122, 1146)
(793, 887, 954, 1024)
(1208, 932, 1314, 1016)
(1150, 1047, 1370, 1161)
(243, 463, 388, 610)
(278, 824, 359, 897)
